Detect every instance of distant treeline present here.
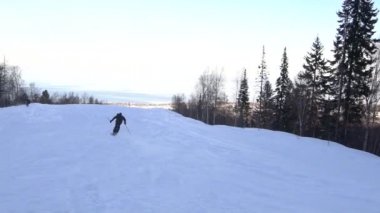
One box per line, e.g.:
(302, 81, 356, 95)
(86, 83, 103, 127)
(0, 64, 103, 107)
(172, 0, 380, 156)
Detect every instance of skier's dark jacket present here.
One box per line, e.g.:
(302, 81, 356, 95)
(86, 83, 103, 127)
(110, 113, 126, 126)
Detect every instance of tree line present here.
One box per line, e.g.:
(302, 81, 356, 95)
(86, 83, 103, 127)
(0, 63, 103, 107)
(172, 0, 380, 156)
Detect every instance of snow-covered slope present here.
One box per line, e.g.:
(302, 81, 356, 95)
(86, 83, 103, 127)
(0, 104, 379, 213)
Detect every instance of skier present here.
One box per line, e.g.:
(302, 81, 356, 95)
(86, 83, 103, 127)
(26, 98, 31, 107)
(110, 112, 126, 135)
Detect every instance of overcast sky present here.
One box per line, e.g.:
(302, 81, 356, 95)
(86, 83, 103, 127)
(1, 0, 380, 98)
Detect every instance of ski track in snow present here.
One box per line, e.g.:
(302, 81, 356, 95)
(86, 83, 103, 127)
(0, 104, 380, 213)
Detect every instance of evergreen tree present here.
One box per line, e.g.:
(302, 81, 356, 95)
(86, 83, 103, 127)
(274, 47, 294, 131)
(0, 65, 8, 107)
(254, 46, 269, 128)
(330, 0, 378, 142)
(298, 37, 331, 137)
(40, 90, 51, 104)
(261, 80, 275, 129)
(237, 69, 250, 127)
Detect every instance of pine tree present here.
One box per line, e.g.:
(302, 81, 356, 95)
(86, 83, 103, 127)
(274, 47, 294, 131)
(254, 46, 269, 128)
(0, 64, 9, 107)
(261, 80, 275, 129)
(40, 90, 51, 104)
(298, 37, 331, 137)
(237, 69, 250, 127)
(330, 0, 378, 142)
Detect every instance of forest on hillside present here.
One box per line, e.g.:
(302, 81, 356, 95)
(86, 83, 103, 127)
(172, 0, 380, 156)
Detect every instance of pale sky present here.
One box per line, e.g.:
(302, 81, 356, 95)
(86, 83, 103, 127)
(1, 0, 380, 98)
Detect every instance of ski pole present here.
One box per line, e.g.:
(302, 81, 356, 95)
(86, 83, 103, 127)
(125, 124, 131, 133)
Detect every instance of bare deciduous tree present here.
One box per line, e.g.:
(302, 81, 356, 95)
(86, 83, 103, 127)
(364, 45, 380, 151)
(189, 69, 227, 124)
(171, 94, 188, 116)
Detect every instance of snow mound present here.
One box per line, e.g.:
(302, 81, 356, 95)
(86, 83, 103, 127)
(0, 104, 379, 213)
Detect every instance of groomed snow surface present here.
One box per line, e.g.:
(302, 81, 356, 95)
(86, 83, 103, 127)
(0, 104, 379, 213)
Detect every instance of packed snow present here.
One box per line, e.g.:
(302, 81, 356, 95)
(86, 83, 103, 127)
(0, 104, 379, 213)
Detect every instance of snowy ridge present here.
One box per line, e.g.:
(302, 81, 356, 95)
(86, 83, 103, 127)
(0, 104, 379, 212)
